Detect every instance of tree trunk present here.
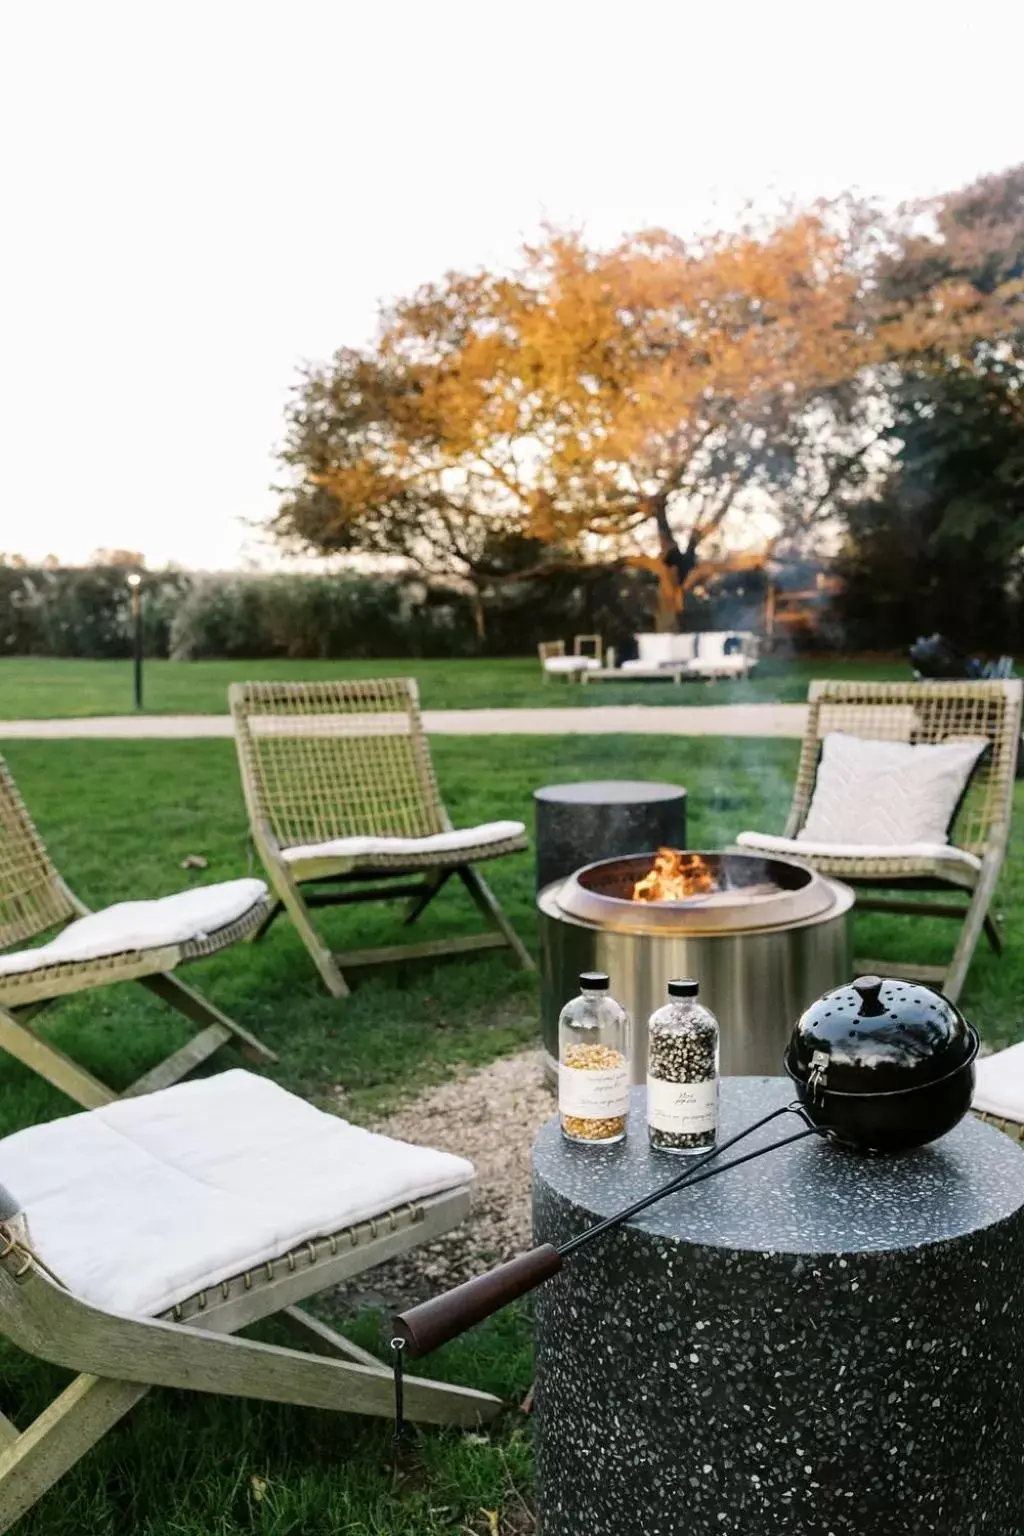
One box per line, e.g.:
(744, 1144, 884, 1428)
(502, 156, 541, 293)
(472, 588, 486, 649)
(650, 493, 697, 631)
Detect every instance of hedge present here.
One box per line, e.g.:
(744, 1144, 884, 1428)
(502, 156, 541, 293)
(0, 563, 775, 660)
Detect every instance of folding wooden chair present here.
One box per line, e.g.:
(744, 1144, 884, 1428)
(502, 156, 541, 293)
(0, 754, 276, 1109)
(739, 679, 1022, 1001)
(0, 1070, 498, 1529)
(230, 679, 533, 997)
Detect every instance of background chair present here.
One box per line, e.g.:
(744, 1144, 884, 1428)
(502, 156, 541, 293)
(230, 679, 533, 997)
(572, 634, 602, 663)
(0, 755, 275, 1109)
(0, 1070, 499, 1528)
(738, 679, 1022, 1000)
(538, 640, 599, 681)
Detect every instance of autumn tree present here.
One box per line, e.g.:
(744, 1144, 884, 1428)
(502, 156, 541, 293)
(836, 165, 1024, 649)
(275, 201, 1014, 633)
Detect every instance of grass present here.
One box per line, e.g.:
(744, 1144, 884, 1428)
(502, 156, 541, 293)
(0, 654, 911, 718)
(0, 735, 1022, 1533)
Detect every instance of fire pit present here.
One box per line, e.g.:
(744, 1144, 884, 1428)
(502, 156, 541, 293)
(539, 848, 853, 1079)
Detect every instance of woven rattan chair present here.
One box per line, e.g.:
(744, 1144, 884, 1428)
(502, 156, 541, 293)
(738, 679, 1022, 1000)
(0, 753, 276, 1109)
(230, 679, 533, 997)
(0, 1070, 498, 1528)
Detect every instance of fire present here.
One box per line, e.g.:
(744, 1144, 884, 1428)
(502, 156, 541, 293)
(632, 849, 717, 903)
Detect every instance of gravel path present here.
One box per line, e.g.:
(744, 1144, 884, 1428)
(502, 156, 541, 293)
(0, 703, 808, 739)
(331, 1049, 555, 1313)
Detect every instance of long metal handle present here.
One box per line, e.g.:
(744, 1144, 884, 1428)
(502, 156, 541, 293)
(393, 1105, 822, 1358)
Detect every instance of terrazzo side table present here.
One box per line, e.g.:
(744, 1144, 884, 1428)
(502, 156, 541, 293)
(532, 1078, 1024, 1536)
(533, 780, 687, 892)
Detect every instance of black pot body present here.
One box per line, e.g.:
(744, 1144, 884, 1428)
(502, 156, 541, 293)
(786, 1056, 978, 1153)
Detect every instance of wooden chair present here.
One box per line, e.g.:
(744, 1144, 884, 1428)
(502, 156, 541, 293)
(572, 634, 602, 663)
(230, 679, 533, 997)
(538, 641, 599, 682)
(738, 679, 1022, 1001)
(0, 755, 276, 1109)
(0, 1070, 499, 1529)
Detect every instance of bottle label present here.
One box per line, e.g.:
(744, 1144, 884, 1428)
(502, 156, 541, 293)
(647, 1077, 718, 1135)
(559, 1065, 629, 1119)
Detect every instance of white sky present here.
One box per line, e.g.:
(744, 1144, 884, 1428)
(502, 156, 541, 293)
(2, 0, 1022, 571)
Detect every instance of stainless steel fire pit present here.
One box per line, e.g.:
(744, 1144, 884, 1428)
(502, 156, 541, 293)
(539, 848, 853, 1080)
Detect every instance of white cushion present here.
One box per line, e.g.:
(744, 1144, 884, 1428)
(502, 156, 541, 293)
(282, 819, 525, 865)
(974, 1043, 1024, 1124)
(735, 829, 982, 872)
(0, 878, 268, 977)
(797, 732, 987, 847)
(0, 1070, 473, 1316)
(543, 656, 599, 674)
(636, 633, 696, 664)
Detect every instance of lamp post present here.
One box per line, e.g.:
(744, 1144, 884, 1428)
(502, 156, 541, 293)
(126, 572, 143, 711)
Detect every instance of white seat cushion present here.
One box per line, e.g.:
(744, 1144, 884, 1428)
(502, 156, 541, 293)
(282, 819, 525, 865)
(0, 1070, 473, 1316)
(543, 656, 599, 674)
(798, 732, 987, 847)
(0, 878, 268, 977)
(973, 1043, 1024, 1124)
(736, 830, 982, 872)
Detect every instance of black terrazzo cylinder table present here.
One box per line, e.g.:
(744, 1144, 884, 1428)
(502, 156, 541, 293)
(532, 1078, 1024, 1536)
(533, 779, 687, 891)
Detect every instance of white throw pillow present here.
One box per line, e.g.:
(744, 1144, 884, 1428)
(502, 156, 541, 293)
(798, 732, 988, 848)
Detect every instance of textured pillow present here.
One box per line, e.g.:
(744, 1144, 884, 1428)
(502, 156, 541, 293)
(798, 732, 988, 848)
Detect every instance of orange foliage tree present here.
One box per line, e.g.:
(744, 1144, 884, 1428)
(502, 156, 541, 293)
(276, 201, 1013, 634)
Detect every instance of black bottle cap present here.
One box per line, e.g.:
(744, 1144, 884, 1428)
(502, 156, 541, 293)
(579, 971, 610, 991)
(668, 978, 699, 998)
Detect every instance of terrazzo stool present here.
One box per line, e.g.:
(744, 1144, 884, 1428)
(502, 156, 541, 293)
(533, 779, 687, 891)
(532, 1078, 1024, 1536)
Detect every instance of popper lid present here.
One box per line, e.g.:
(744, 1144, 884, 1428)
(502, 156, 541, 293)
(785, 975, 977, 1096)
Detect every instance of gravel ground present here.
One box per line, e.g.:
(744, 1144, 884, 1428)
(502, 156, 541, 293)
(330, 1049, 556, 1314)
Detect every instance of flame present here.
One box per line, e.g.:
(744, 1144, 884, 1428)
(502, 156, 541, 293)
(632, 848, 718, 902)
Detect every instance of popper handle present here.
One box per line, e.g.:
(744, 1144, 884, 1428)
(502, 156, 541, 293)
(392, 1244, 563, 1357)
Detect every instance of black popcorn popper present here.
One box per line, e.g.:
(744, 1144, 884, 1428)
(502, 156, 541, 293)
(391, 976, 980, 1368)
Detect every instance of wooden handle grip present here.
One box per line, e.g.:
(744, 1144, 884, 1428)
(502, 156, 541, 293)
(392, 1244, 563, 1358)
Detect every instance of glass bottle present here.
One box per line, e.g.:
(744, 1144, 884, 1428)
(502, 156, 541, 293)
(646, 977, 719, 1155)
(558, 971, 631, 1145)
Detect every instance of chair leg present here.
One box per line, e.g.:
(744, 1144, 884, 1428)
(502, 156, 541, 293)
(0, 1375, 148, 1531)
(403, 869, 452, 926)
(944, 861, 1003, 1003)
(137, 973, 277, 1064)
(0, 1006, 115, 1110)
(248, 898, 283, 944)
(984, 911, 1005, 956)
(457, 865, 535, 971)
(271, 873, 351, 998)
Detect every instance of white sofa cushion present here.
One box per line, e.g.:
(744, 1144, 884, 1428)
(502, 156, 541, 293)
(0, 878, 268, 977)
(282, 819, 525, 865)
(736, 829, 982, 872)
(974, 1043, 1024, 1124)
(0, 1070, 474, 1316)
(636, 633, 696, 665)
(797, 732, 987, 847)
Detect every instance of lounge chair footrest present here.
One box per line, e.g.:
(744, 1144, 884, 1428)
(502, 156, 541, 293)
(335, 933, 508, 968)
(854, 958, 947, 985)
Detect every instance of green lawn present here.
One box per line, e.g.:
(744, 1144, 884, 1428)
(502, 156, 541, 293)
(0, 654, 911, 717)
(1, 736, 1021, 1534)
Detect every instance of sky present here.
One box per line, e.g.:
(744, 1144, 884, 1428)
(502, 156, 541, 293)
(2, 0, 1023, 572)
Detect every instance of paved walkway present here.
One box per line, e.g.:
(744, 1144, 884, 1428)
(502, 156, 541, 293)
(0, 703, 808, 739)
